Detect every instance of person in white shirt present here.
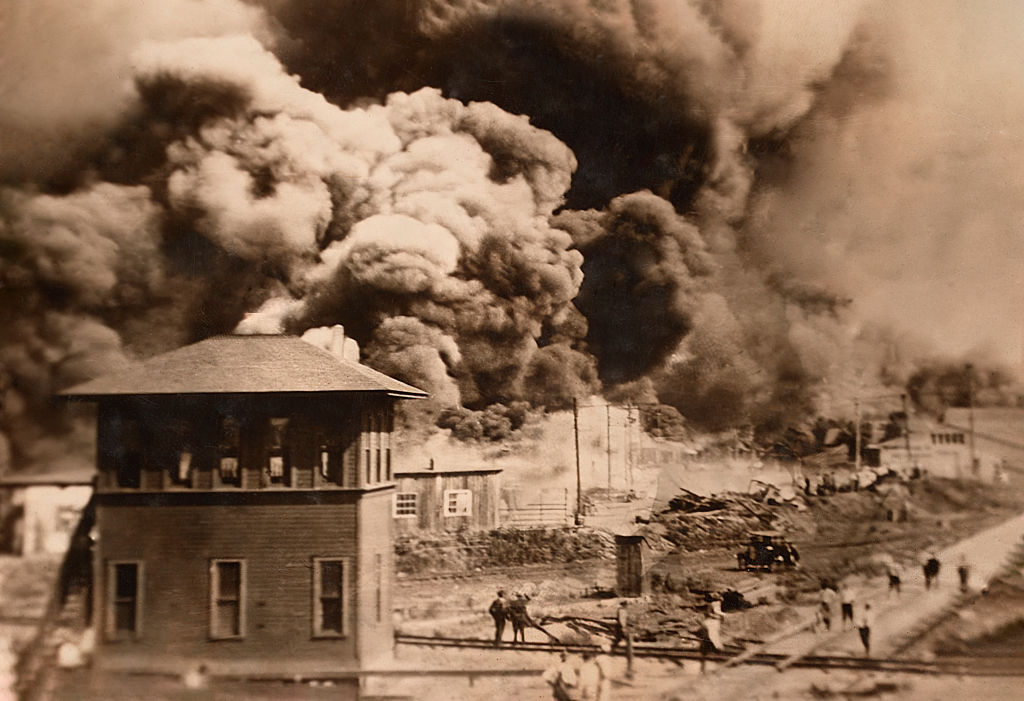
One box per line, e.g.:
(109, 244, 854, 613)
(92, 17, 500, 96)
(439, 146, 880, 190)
(855, 603, 874, 656)
(542, 651, 579, 701)
(839, 583, 855, 630)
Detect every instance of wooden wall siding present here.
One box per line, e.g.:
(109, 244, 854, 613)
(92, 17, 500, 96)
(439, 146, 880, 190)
(615, 535, 648, 597)
(355, 489, 394, 666)
(94, 496, 372, 671)
(95, 396, 394, 494)
(393, 472, 500, 533)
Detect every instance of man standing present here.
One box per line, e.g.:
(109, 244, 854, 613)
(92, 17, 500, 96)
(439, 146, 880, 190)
(923, 552, 941, 590)
(818, 582, 837, 632)
(886, 560, 903, 597)
(855, 603, 874, 656)
(509, 593, 535, 644)
(611, 601, 630, 650)
(839, 583, 855, 630)
(489, 590, 508, 646)
(957, 553, 971, 593)
(698, 607, 723, 674)
(542, 651, 579, 701)
(577, 651, 602, 700)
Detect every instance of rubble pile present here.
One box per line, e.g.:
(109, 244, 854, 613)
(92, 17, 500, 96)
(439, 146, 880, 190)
(395, 527, 615, 575)
(642, 489, 815, 551)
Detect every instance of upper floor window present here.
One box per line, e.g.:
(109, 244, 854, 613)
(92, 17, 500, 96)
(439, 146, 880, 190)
(173, 451, 193, 486)
(267, 417, 289, 485)
(114, 417, 144, 489)
(218, 417, 241, 487)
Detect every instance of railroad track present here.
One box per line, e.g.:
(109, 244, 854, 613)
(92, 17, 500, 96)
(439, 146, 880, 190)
(395, 634, 1024, 676)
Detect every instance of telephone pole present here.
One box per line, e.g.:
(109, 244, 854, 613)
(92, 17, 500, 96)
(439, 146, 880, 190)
(606, 404, 613, 491)
(573, 398, 583, 524)
(854, 396, 862, 472)
(900, 393, 915, 471)
(966, 364, 977, 475)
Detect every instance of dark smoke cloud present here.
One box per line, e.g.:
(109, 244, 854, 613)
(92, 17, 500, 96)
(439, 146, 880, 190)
(553, 191, 712, 385)
(2, 0, 1022, 471)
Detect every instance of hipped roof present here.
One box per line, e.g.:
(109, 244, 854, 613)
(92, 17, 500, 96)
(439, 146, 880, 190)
(59, 335, 427, 399)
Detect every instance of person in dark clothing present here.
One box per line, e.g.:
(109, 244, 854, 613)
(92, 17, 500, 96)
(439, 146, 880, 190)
(509, 593, 534, 644)
(923, 553, 941, 590)
(855, 603, 874, 656)
(489, 590, 508, 646)
(956, 553, 970, 593)
(611, 601, 630, 650)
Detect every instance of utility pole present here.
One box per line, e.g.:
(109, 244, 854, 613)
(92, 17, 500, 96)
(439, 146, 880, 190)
(966, 363, 977, 475)
(573, 398, 583, 524)
(606, 404, 613, 492)
(854, 396, 862, 473)
(900, 393, 915, 471)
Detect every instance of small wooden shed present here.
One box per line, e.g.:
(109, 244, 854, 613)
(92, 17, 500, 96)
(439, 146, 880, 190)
(392, 464, 502, 533)
(615, 533, 649, 597)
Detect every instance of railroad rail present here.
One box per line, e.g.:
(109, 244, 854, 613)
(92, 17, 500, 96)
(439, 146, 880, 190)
(395, 634, 1024, 677)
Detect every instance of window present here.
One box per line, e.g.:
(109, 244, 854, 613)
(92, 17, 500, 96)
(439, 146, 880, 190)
(443, 489, 472, 517)
(210, 560, 245, 639)
(394, 492, 418, 517)
(267, 418, 289, 485)
(312, 558, 348, 637)
(173, 451, 193, 485)
(106, 561, 142, 640)
(362, 412, 372, 485)
(115, 417, 144, 488)
(218, 417, 241, 486)
(374, 412, 383, 483)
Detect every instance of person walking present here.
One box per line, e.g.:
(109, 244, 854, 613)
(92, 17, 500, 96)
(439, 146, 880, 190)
(923, 552, 941, 590)
(818, 582, 837, 632)
(957, 553, 971, 593)
(698, 607, 723, 674)
(855, 603, 874, 656)
(595, 643, 613, 701)
(886, 560, 903, 597)
(839, 583, 855, 631)
(611, 601, 630, 650)
(577, 651, 602, 700)
(489, 590, 508, 646)
(542, 651, 579, 701)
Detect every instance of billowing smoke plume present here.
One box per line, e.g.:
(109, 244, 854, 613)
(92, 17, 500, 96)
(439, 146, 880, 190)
(3, 0, 1023, 472)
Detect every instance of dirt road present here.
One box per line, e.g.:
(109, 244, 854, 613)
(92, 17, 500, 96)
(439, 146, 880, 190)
(659, 509, 1024, 701)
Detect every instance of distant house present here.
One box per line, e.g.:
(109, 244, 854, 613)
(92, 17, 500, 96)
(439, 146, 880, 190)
(60, 332, 425, 679)
(0, 468, 93, 556)
(392, 463, 502, 533)
(875, 408, 1024, 482)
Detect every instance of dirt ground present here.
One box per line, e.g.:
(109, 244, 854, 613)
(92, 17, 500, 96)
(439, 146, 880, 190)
(385, 474, 1024, 700)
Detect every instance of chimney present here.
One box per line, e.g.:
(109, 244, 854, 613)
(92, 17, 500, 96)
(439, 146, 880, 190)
(328, 325, 360, 362)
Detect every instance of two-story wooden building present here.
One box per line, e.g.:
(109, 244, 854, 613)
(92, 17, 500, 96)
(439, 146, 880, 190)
(60, 334, 425, 681)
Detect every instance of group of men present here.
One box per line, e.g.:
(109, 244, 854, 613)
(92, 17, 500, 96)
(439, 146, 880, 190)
(816, 581, 875, 654)
(812, 548, 974, 656)
(489, 590, 539, 645)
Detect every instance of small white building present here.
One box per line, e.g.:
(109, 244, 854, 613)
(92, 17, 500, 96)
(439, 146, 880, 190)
(0, 468, 94, 555)
(875, 408, 1024, 483)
